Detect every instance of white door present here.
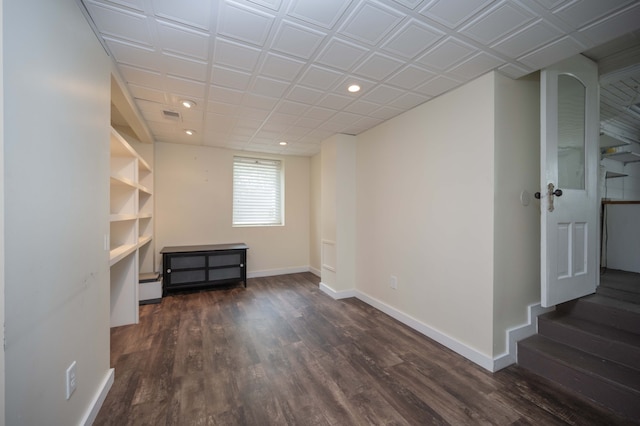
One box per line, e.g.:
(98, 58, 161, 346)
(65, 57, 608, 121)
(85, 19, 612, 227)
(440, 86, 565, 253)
(541, 54, 600, 307)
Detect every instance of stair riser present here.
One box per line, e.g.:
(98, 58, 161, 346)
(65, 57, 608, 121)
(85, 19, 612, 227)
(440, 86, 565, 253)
(538, 318, 640, 371)
(557, 301, 640, 335)
(518, 345, 640, 419)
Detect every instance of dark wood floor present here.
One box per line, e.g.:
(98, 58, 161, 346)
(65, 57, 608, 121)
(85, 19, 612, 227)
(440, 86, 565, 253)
(95, 273, 635, 425)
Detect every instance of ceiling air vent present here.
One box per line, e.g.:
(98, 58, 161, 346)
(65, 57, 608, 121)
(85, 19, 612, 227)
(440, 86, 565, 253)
(162, 109, 181, 121)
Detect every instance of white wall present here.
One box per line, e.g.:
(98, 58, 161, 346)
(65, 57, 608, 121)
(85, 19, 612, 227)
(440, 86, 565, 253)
(599, 121, 640, 273)
(352, 72, 541, 362)
(356, 74, 496, 357)
(605, 204, 640, 272)
(4, 0, 112, 424)
(320, 138, 337, 288)
(0, 0, 5, 422)
(336, 137, 357, 292)
(600, 156, 640, 272)
(155, 142, 310, 276)
(493, 73, 541, 354)
(601, 156, 640, 200)
(310, 152, 321, 275)
(320, 135, 357, 293)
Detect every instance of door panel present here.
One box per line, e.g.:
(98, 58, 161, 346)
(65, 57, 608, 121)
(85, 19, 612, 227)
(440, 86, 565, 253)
(541, 54, 599, 307)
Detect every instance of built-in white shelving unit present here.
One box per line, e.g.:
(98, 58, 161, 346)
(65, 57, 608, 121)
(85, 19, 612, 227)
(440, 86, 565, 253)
(137, 151, 155, 280)
(601, 132, 640, 164)
(109, 126, 153, 327)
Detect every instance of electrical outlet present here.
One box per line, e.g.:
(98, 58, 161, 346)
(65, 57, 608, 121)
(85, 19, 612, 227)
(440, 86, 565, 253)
(390, 275, 398, 290)
(66, 361, 77, 400)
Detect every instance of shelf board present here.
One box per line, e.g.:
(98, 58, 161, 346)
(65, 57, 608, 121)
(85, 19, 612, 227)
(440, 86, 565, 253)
(605, 171, 628, 179)
(138, 184, 152, 195)
(110, 127, 139, 158)
(138, 235, 152, 247)
(138, 212, 152, 219)
(603, 151, 640, 163)
(600, 133, 629, 149)
(110, 175, 137, 188)
(602, 200, 640, 204)
(138, 157, 152, 173)
(111, 125, 153, 174)
(110, 213, 137, 222)
(109, 244, 137, 266)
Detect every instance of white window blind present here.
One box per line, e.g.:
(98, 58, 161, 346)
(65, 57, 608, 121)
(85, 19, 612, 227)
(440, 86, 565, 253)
(233, 156, 283, 226)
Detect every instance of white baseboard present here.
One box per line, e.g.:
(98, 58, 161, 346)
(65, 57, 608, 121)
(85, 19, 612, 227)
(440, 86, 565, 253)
(317, 284, 551, 373)
(319, 282, 357, 299)
(355, 291, 496, 371)
(81, 368, 114, 426)
(309, 266, 321, 277)
(247, 266, 310, 279)
(492, 303, 554, 371)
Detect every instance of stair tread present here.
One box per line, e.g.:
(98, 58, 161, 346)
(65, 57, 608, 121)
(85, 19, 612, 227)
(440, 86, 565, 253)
(579, 294, 640, 314)
(541, 311, 640, 347)
(520, 334, 640, 392)
(558, 294, 640, 335)
(597, 286, 640, 304)
(600, 269, 640, 294)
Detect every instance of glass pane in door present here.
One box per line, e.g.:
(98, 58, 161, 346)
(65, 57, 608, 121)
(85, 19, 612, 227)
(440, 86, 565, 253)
(557, 74, 586, 190)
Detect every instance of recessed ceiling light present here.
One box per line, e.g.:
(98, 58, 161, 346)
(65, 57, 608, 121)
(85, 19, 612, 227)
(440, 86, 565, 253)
(181, 99, 196, 109)
(184, 129, 195, 136)
(348, 84, 361, 93)
(279, 141, 288, 146)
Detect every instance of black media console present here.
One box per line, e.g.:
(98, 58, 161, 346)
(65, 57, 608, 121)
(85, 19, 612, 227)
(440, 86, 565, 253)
(160, 243, 248, 295)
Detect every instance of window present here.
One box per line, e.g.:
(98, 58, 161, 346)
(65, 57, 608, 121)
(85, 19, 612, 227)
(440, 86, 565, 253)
(233, 156, 283, 226)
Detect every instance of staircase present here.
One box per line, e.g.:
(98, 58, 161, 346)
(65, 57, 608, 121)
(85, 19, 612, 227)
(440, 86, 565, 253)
(518, 270, 640, 420)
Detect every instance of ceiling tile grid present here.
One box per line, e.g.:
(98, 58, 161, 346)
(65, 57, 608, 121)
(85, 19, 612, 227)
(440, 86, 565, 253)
(381, 19, 444, 59)
(287, 0, 352, 29)
(338, 1, 406, 46)
(298, 65, 345, 91)
(491, 18, 565, 58)
(213, 38, 262, 72)
(578, 2, 640, 46)
(217, 1, 276, 47)
(84, 0, 640, 156)
(419, 0, 495, 29)
(270, 19, 328, 59)
(85, 1, 153, 46)
(459, 1, 537, 45)
(152, 0, 213, 30)
(386, 64, 436, 89)
(552, 0, 636, 30)
(156, 20, 211, 61)
(315, 37, 370, 71)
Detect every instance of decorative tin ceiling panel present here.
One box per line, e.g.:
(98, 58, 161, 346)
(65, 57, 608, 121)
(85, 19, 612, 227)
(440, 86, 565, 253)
(83, 0, 640, 155)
